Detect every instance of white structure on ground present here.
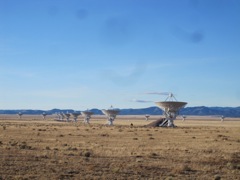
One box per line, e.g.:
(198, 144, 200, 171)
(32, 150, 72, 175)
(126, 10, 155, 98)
(42, 112, 47, 119)
(81, 110, 94, 124)
(60, 113, 65, 121)
(64, 112, 71, 122)
(145, 114, 150, 121)
(102, 106, 120, 125)
(182, 115, 186, 121)
(71, 112, 81, 122)
(18, 112, 23, 119)
(55, 113, 61, 120)
(212, 115, 225, 122)
(221, 115, 225, 122)
(154, 93, 187, 127)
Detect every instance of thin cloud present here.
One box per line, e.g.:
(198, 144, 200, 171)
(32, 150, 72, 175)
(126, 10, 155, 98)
(131, 99, 153, 103)
(145, 92, 169, 95)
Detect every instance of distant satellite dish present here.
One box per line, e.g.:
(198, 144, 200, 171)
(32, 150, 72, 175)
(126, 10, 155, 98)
(182, 115, 186, 121)
(145, 114, 150, 121)
(18, 112, 23, 119)
(81, 110, 94, 124)
(71, 112, 81, 122)
(42, 112, 47, 119)
(55, 113, 61, 121)
(221, 115, 225, 122)
(60, 113, 65, 121)
(64, 112, 71, 122)
(101, 105, 120, 125)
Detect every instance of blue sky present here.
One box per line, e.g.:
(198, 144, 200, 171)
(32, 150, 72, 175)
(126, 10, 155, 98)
(0, 0, 240, 110)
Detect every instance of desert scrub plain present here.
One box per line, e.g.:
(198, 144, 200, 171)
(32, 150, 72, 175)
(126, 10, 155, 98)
(0, 115, 239, 180)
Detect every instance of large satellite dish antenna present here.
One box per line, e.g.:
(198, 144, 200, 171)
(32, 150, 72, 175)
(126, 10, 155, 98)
(145, 114, 150, 121)
(182, 115, 186, 121)
(71, 112, 81, 122)
(60, 113, 65, 121)
(221, 115, 225, 122)
(81, 110, 94, 124)
(42, 112, 47, 119)
(55, 113, 61, 121)
(212, 115, 225, 122)
(18, 112, 23, 119)
(101, 105, 120, 125)
(64, 112, 71, 122)
(152, 92, 187, 127)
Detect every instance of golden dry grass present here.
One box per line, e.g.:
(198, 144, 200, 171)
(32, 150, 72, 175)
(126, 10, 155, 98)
(0, 115, 240, 179)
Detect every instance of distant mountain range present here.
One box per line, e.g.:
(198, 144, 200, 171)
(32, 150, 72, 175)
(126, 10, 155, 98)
(0, 106, 240, 117)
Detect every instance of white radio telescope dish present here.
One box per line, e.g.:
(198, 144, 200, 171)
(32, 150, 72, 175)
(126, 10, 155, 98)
(18, 112, 23, 119)
(64, 112, 71, 122)
(154, 92, 187, 127)
(81, 110, 94, 124)
(42, 112, 47, 119)
(145, 114, 150, 121)
(71, 112, 81, 122)
(101, 105, 120, 125)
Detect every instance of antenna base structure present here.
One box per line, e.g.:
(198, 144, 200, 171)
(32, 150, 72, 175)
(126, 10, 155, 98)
(102, 106, 120, 126)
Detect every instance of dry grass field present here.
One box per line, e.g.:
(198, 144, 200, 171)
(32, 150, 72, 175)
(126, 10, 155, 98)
(0, 115, 240, 180)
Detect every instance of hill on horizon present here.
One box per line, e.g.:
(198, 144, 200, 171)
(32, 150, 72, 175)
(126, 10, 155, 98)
(0, 106, 240, 117)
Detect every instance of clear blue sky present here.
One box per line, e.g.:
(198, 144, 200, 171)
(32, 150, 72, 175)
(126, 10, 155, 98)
(0, 0, 240, 110)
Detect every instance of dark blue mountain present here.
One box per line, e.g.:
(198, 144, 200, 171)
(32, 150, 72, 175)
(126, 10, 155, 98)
(0, 106, 239, 117)
(180, 106, 240, 117)
(119, 107, 162, 115)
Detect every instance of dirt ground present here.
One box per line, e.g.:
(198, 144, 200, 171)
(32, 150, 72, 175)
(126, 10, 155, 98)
(0, 115, 239, 180)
